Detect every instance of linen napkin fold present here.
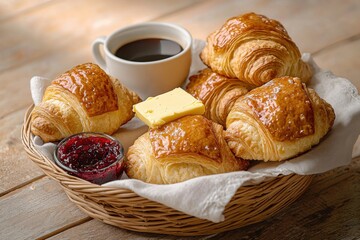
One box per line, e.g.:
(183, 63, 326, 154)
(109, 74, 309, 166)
(30, 39, 360, 223)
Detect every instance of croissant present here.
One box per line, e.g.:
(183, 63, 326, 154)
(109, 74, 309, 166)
(200, 12, 312, 86)
(31, 63, 141, 142)
(186, 68, 253, 127)
(225, 76, 335, 161)
(126, 115, 249, 184)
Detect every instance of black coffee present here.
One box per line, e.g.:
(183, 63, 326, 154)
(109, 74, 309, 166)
(115, 38, 183, 62)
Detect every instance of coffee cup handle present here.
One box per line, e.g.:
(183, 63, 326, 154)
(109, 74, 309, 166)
(92, 36, 107, 70)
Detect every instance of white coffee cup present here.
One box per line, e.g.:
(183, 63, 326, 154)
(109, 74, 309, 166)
(92, 22, 192, 99)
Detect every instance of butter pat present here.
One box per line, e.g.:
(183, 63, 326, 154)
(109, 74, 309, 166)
(133, 88, 205, 128)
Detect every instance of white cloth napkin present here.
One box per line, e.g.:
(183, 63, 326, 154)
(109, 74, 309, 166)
(30, 39, 360, 223)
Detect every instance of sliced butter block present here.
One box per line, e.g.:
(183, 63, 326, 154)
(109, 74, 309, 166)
(133, 88, 205, 128)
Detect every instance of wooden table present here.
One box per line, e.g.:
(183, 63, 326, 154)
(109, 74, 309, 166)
(1, 0, 359, 239)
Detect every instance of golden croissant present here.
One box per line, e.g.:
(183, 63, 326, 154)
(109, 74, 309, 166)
(225, 76, 335, 161)
(186, 68, 253, 127)
(200, 12, 312, 86)
(31, 63, 141, 142)
(126, 115, 249, 184)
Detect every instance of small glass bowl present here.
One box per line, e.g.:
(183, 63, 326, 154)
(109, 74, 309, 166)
(54, 132, 124, 185)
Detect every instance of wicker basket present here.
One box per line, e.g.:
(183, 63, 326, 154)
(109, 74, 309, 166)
(22, 105, 313, 236)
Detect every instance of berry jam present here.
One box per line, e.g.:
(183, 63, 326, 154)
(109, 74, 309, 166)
(55, 133, 124, 184)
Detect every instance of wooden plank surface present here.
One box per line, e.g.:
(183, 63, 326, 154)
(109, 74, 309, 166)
(313, 36, 360, 91)
(0, 177, 89, 240)
(162, 0, 360, 52)
(46, 157, 360, 239)
(0, 108, 44, 195)
(48, 219, 206, 240)
(0, 0, 359, 239)
(0, 0, 204, 195)
(0, 0, 52, 22)
(0, 0, 203, 73)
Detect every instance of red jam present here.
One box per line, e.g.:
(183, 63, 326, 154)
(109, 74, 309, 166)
(54, 133, 124, 184)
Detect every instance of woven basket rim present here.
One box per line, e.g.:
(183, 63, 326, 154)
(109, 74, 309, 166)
(22, 105, 138, 191)
(21, 104, 313, 236)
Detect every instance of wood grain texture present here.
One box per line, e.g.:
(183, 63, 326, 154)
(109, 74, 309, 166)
(313, 35, 360, 91)
(0, 0, 52, 22)
(47, 219, 212, 240)
(45, 158, 360, 239)
(198, 157, 360, 240)
(0, 0, 203, 117)
(0, 177, 88, 240)
(161, 0, 360, 52)
(0, 0, 203, 73)
(0, 0, 204, 194)
(0, 108, 44, 195)
(0, 0, 359, 239)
